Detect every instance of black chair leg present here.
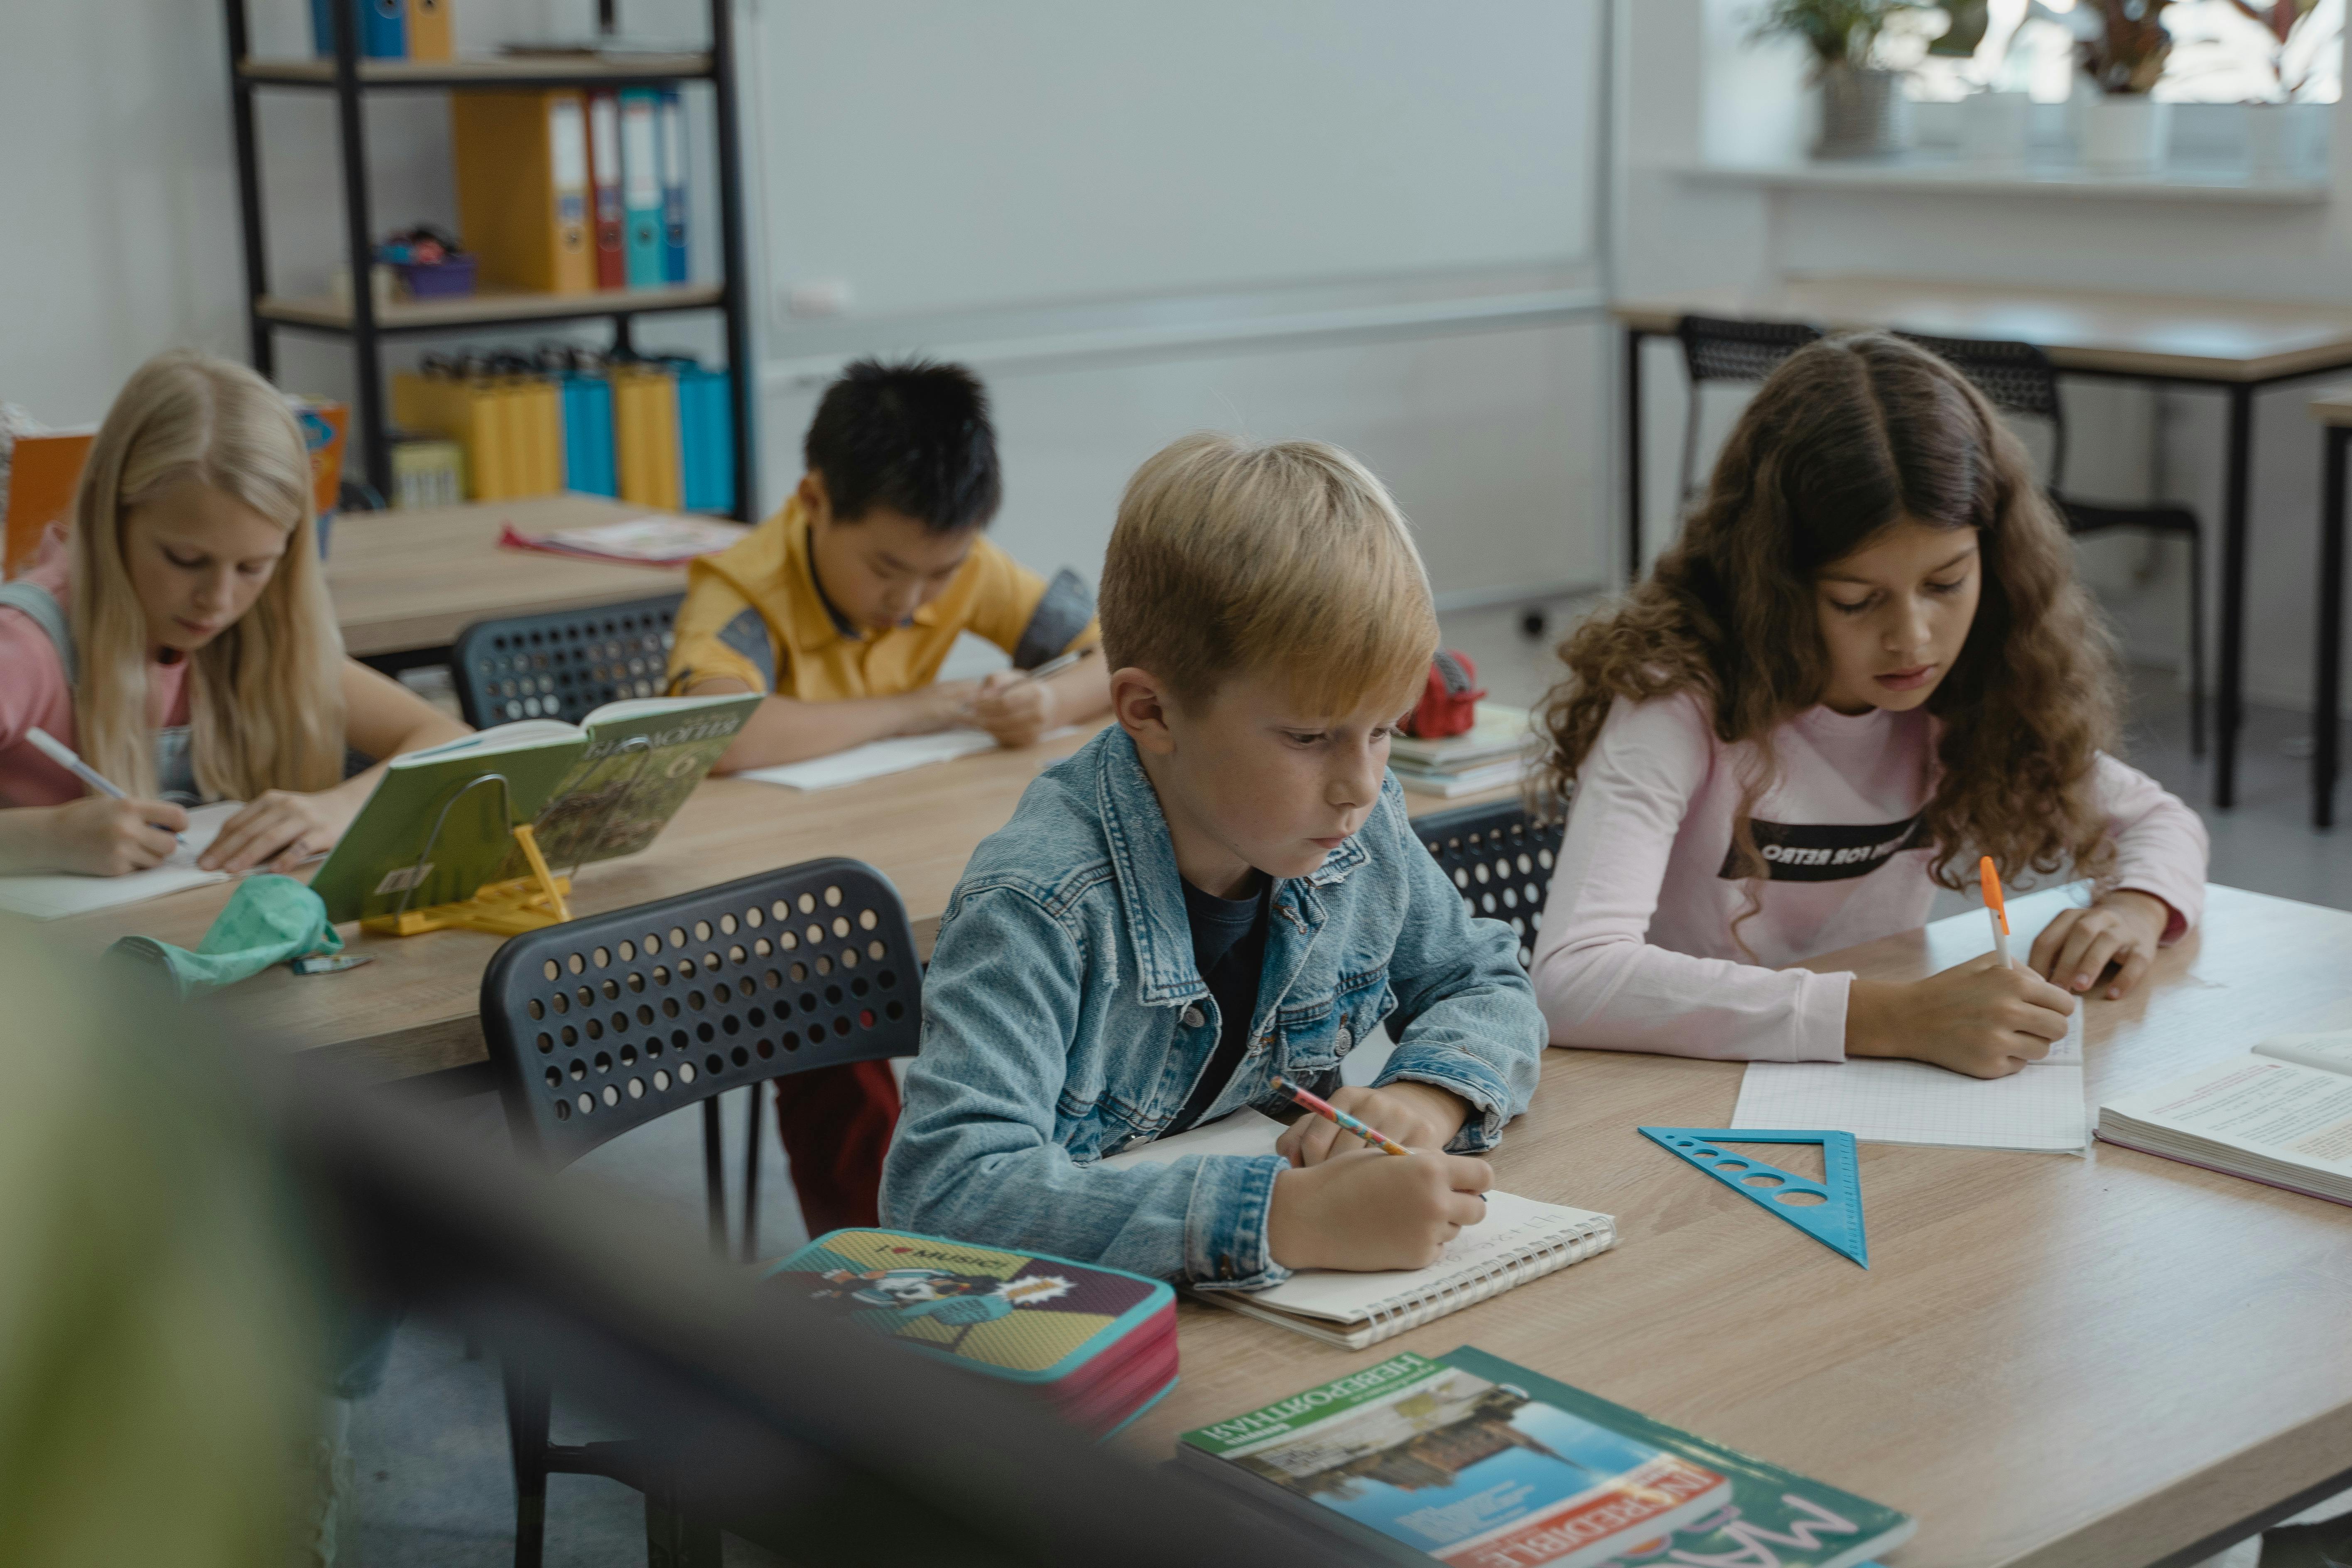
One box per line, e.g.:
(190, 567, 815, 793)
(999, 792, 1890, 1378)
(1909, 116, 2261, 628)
(645, 1481, 725, 1568)
(503, 1363, 552, 1568)
(2188, 525, 2208, 759)
(740, 1083, 762, 1263)
(1677, 387, 1702, 516)
(700, 1097, 726, 1253)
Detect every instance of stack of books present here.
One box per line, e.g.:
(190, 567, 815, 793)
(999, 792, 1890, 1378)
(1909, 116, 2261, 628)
(768, 1229, 1179, 1438)
(1389, 703, 1535, 798)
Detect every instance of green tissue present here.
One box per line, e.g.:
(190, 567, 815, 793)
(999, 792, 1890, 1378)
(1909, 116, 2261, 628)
(107, 875, 343, 1000)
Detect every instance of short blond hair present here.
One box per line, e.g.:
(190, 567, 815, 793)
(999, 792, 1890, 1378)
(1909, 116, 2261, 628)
(1100, 433, 1437, 714)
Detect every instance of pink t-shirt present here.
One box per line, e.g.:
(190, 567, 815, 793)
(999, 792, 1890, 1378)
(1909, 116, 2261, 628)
(1529, 692, 2209, 1063)
(0, 542, 191, 807)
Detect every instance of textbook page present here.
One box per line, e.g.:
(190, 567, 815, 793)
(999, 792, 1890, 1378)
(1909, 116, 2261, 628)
(2255, 1030, 2352, 1077)
(2104, 1056, 2352, 1166)
(0, 800, 243, 920)
(1732, 1005, 2089, 1153)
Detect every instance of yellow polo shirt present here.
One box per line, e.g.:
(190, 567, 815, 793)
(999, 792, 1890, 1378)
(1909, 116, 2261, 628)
(667, 494, 1099, 700)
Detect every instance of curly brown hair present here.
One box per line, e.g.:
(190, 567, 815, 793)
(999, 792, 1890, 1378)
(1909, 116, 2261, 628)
(1538, 331, 2122, 894)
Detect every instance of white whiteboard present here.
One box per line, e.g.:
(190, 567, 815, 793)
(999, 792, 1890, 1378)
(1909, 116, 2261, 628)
(749, 0, 1603, 324)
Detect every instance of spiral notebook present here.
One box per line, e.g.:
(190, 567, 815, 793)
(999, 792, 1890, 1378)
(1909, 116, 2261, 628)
(1099, 1109, 1616, 1349)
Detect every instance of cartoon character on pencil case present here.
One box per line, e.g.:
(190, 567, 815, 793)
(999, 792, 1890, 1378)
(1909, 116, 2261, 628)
(809, 1265, 1076, 1345)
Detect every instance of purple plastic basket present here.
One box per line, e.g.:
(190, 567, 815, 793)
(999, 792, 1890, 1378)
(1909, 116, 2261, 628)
(401, 255, 476, 299)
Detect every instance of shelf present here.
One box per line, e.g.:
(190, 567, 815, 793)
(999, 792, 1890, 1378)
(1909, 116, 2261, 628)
(1675, 157, 2329, 206)
(237, 52, 714, 89)
(257, 284, 725, 334)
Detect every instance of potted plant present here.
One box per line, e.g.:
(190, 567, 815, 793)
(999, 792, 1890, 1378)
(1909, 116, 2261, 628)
(2072, 0, 2176, 174)
(1750, 0, 1932, 159)
(2227, 0, 2335, 179)
(1936, 0, 2036, 167)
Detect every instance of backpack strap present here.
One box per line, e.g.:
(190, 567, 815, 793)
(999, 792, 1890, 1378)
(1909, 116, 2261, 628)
(0, 579, 74, 685)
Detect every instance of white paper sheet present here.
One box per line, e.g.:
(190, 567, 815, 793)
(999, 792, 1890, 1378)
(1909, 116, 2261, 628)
(0, 801, 245, 920)
(1732, 1004, 2089, 1153)
(736, 726, 1077, 793)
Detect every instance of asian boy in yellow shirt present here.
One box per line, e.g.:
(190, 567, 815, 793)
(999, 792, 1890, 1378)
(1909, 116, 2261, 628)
(667, 357, 1111, 1235)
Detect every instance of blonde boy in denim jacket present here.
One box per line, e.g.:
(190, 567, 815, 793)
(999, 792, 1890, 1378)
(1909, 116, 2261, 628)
(882, 434, 1544, 1289)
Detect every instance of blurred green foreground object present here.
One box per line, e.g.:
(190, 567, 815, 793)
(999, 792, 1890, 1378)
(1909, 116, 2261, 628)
(0, 926, 314, 1566)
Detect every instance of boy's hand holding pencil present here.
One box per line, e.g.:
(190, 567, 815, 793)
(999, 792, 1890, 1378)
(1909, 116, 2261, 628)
(1263, 1076, 1492, 1272)
(1272, 1079, 1472, 1166)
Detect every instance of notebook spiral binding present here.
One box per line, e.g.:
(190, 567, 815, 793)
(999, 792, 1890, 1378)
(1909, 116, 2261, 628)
(1358, 1217, 1615, 1336)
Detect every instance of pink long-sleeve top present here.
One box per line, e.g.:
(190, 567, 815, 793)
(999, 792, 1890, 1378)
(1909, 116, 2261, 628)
(1528, 692, 2209, 1063)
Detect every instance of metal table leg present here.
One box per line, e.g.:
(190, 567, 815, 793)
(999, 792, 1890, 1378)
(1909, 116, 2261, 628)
(2318, 425, 2349, 829)
(1624, 325, 1645, 583)
(2215, 383, 2255, 810)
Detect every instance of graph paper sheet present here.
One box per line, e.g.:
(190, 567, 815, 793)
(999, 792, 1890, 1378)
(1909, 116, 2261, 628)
(1732, 1006, 2088, 1153)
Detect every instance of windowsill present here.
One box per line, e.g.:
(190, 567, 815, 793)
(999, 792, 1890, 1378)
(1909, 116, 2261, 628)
(1674, 155, 2329, 204)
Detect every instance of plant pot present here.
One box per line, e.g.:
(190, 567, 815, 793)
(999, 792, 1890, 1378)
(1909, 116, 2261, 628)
(2081, 93, 2170, 175)
(2246, 101, 2327, 181)
(1814, 66, 1912, 160)
(1960, 89, 2033, 167)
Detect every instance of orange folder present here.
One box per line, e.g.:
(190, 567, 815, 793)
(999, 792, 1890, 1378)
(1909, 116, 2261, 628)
(451, 89, 594, 295)
(406, 0, 453, 61)
(612, 365, 681, 510)
(3, 429, 96, 577)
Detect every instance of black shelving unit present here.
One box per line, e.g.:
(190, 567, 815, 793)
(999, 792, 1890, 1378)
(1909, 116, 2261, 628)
(218, 0, 758, 521)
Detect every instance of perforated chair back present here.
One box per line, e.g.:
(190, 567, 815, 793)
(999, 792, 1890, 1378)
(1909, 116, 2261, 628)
(1893, 330, 2068, 483)
(451, 593, 683, 728)
(1410, 799, 1564, 970)
(1674, 317, 1827, 508)
(1676, 315, 1825, 386)
(481, 860, 922, 1171)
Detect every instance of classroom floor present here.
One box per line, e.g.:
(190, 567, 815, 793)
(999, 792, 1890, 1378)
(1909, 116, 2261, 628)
(343, 593, 2352, 1567)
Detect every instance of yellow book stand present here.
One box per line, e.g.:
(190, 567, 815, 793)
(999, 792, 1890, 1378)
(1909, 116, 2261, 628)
(362, 822, 576, 938)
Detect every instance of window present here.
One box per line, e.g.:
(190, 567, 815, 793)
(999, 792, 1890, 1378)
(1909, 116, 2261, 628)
(1906, 0, 2341, 104)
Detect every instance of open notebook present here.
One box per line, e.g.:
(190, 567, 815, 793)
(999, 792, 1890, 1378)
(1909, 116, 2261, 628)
(737, 726, 1080, 793)
(1099, 1109, 1615, 1349)
(0, 800, 245, 920)
(1732, 1003, 2090, 1154)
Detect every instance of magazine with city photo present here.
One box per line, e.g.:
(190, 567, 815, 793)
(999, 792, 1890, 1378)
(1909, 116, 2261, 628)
(1178, 1347, 1910, 1568)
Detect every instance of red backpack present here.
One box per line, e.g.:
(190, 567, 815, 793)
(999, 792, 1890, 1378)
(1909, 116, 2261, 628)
(1402, 650, 1485, 739)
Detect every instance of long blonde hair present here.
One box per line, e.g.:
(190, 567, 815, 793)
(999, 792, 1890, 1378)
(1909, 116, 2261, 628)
(70, 351, 346, 801)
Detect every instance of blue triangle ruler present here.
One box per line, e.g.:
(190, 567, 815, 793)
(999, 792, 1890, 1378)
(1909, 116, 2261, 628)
(1638, 1126, 1868, 1268)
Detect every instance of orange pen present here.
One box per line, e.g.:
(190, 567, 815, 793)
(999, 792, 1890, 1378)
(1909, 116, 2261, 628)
(1978, 855, 2013, 968)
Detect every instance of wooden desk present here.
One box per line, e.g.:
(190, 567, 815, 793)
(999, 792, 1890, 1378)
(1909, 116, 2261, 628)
(327, 494, 699, 660)
(2305, 386, 2351, 829)
(1126, 884, 2352, 1568)
(1612, 275, 2352, 814)
(47, 729, 1507, 1082)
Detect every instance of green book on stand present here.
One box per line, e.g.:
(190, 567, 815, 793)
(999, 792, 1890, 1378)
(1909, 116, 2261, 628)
(1177, 1347, 1911, 1568)
(308, 692, 760, 926)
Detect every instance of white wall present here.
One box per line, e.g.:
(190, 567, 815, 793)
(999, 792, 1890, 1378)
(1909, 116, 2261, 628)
(1620, 0, 2352, 714)
(743, 1, 1614, 604)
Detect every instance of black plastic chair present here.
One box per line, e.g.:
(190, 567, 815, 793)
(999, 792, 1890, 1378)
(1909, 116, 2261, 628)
(480, 859, 924, 1568)
(1897, 329, 2208, 756)
(451, 594, 684, 728)
(1675, 315, 1827, 503)
(1386, 799, 1563, 1043)
(1412, 798, 1565, 971)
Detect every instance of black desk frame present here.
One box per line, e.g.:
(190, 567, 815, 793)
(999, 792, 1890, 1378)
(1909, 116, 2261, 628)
(1624, 321, 2352, 820)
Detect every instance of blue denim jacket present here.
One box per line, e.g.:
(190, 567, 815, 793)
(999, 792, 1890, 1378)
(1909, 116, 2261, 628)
(880, 726, 1546, 1291)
